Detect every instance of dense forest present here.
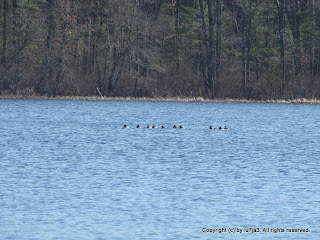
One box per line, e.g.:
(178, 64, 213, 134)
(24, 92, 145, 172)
(0, 0, 320, 100)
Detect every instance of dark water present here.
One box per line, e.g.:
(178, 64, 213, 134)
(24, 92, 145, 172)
(0, 99, 319, 239)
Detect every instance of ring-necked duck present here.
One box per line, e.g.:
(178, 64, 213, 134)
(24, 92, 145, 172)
(179, 125, 184, 129)
(209, 126, 215, 129)
(161, 126, 167, 129)
(224, 126, 230, 130)
(173, 125, 177, 128)
(137, 125, 142, 128)
(147, 125, 151, 128)
(123, 124, 129, 128)
(152, 125, 158, 128)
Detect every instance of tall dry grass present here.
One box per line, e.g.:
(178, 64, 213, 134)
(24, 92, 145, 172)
(1, 94, 319, 104)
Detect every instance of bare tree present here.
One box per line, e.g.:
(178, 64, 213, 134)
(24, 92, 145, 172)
(2, 0, 8, 66)
(215, 0, 222, 81)
(199, 0, 214, 97)
(38, 0, 56, 95)
(276, 0, 286, 95)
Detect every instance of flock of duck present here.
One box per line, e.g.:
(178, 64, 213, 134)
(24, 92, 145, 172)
(123, 124, 230, 130)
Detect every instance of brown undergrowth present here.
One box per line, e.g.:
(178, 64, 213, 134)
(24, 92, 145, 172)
(1, 94, 320, 104)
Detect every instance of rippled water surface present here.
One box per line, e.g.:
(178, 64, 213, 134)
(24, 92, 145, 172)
(0, 99, 319, 239)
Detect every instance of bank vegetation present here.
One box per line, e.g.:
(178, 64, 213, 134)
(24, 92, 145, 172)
(1, 0, 320, 101)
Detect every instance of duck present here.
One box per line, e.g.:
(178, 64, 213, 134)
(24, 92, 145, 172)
(161, 126, 167, 129)
(209, 126, 215, 129)
(173, 125, 177, 128)
(137, 125, 142, 128)
(179, 125, 184, 129)
(224, 126, 230, 130)
(218, 126, 223, 130)
(123, 124, 129, 128)
(147, 125, 151, 128)
(152, 125, 158, 128)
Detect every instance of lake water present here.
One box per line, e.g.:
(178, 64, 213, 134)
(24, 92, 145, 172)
(0, 99, 319, 239)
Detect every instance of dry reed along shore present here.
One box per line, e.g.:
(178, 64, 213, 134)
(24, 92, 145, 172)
(1, 94, 320, 104)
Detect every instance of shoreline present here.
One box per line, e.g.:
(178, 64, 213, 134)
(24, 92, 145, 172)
(1, 94, 320, 104)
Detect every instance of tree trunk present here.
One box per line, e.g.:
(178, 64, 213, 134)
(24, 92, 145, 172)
(215, 0, 222, 81)
(95, 8, 106, 96)
(316, 0, 320, 96)
(207, 0, 215, 97)
(2, 0, 8, 66)
(241, 2, 246, 95)
(108, 46, 128, 93)
(199, 0, 210, 93)
(38, 0, 56, 95)
(276, 0, 286, 95)
(53, 22, 67, 97)
(315, 1, 320, 77)
(246, 0, 253, 89)
(174, 0, 181, 71)
(14, 6, 23, 93)
(82, 2, 94, 74)
(286, 0, 303, 96)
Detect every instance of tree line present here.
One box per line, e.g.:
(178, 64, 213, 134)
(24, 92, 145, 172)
(1, 0, 320, 100)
